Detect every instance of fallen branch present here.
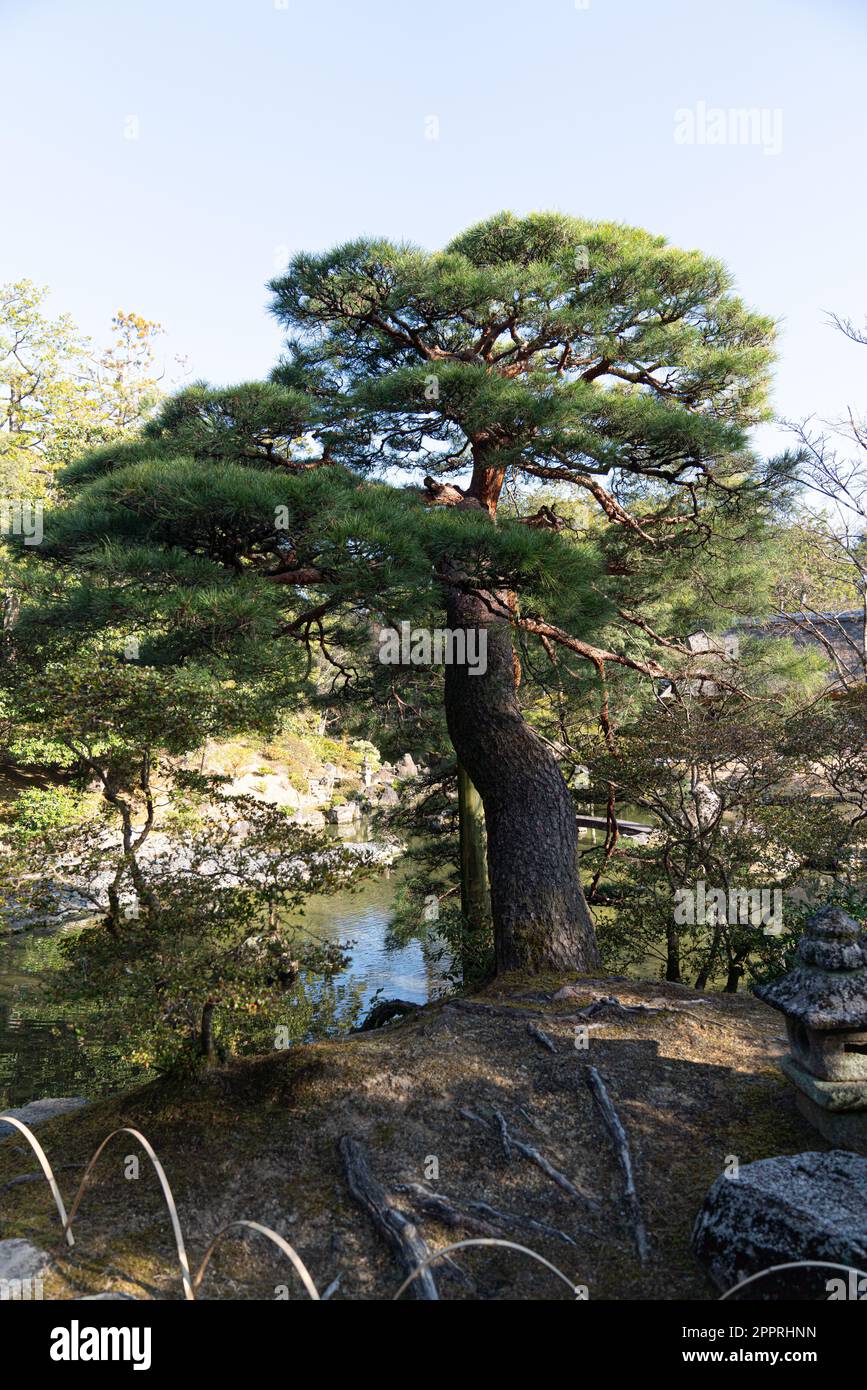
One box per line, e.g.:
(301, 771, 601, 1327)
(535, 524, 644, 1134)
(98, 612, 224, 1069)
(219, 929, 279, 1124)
(338, 1136, 439, 1300)
(460, 1109, 600, 1215)
(527, 1021, 558, 1053)
(660, 1004, 729, 1031)
(584, 1067, 650, 1265)
(493, 1109, 513, 1160)
(395, 1181, 578, 1247)
(565, 992, 729, 1033)
(572, 995, 663, 1022)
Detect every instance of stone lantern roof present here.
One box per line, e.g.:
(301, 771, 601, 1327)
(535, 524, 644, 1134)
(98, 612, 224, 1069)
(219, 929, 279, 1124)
(753, 906, 867, 1031)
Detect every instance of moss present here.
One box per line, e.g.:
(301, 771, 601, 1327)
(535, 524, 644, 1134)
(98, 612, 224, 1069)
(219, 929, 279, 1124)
(0, 976, 809, 1301)
(718, 1077, 826, 1163)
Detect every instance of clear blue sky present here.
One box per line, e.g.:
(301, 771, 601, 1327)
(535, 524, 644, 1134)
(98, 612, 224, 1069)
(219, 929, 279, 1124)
(2, 0, 865, 454)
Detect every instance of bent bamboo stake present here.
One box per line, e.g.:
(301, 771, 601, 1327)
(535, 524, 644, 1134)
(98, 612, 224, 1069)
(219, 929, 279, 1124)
(392, 1237, 585, 1301)
(64, 1127, 194, 1300)
(0, 1114, 74, 1247)
(193, 1220, 320, 1300)
(719, 1259, 867, 1300)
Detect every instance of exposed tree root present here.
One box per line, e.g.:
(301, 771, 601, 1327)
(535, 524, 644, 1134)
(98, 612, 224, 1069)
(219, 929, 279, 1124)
(459, 1107, 601, 1215)
(338, 1135, 439, 1299)
(527, 1021, 558, 1052)
(584, 1067, 651, 1265)
(355, 999, 421, 1031)
(395, 1180, 578, 1247)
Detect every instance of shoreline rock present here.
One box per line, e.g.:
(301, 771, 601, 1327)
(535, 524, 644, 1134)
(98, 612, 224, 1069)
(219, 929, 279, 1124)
(0, 1096, 89, 1140)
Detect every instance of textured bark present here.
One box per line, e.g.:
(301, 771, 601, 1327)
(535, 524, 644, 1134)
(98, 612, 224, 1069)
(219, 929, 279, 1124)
(444, 584, 601, 975)
(339, 1136, 439, 1299)
(665, 921, 682, 983)
(724, 961, 745, 994)
(457, 761, 491, 973)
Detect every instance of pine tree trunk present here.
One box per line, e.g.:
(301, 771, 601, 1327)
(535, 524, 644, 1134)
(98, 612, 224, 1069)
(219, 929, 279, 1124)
(665, 922, 682, 983)
(457, 761, 491, 977)
(444, 585, 601, 975)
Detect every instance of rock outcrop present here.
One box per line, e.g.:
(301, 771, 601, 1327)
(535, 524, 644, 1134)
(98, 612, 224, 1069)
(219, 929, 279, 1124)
(693, 1150, 867, 1297)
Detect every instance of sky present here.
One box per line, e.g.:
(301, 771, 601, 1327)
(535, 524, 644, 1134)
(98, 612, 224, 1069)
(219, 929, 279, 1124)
(1, 0, 865, 457)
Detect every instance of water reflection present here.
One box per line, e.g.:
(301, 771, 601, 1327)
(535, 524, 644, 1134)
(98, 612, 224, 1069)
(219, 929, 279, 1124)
(0, 833, 446, 1108)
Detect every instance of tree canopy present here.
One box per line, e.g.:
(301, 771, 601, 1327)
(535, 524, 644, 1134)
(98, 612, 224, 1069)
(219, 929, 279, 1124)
(7, 212, 793, 975)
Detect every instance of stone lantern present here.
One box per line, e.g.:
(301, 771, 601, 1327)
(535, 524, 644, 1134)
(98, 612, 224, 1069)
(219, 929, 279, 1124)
(753, 906, 867, 1154)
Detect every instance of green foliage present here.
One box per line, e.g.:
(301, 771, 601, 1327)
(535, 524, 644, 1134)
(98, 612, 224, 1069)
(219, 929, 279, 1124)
(0, 283, 167, 498)
(578, 690, 867, 988)
(2, 214, 802, 1011)
(748, 882, 867, 990)
(270, 211, 775, 464)
(3, 785, 85, 841)
(10, 777, 371, 1071)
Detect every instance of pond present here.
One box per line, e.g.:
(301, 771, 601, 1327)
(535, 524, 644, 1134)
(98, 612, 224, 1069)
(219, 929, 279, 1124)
(0, 789, 654, 1110)
(0, 826, 447, 1110)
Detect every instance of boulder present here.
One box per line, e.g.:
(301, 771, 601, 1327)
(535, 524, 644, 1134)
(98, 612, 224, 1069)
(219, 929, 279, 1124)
(378, 785, 400, 808)
(693, 1150, 867, 1297)
(0, 1238, 51, 1288)
(394, 753, 418, 779)
(1, 1096, 88, 1140)
(228, 771, 300, 810)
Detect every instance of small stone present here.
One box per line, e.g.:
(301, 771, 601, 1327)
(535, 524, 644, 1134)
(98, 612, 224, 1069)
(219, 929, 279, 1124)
(693, 1150, 867, 1297)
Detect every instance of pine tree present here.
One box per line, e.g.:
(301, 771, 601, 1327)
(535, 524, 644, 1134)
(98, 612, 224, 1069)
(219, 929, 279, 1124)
(23, 212, 779, 976)
(266, 212, 776, 971)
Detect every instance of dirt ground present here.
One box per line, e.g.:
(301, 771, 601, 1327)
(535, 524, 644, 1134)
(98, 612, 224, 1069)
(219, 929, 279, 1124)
(0, 973, 826, 1301)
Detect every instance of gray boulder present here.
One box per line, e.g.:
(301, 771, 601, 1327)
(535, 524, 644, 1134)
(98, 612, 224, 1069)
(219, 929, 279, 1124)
(693, 1150, 867, 1297)
(0, 1238, 51, 1289)
(0, 1096, 88, 1140)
